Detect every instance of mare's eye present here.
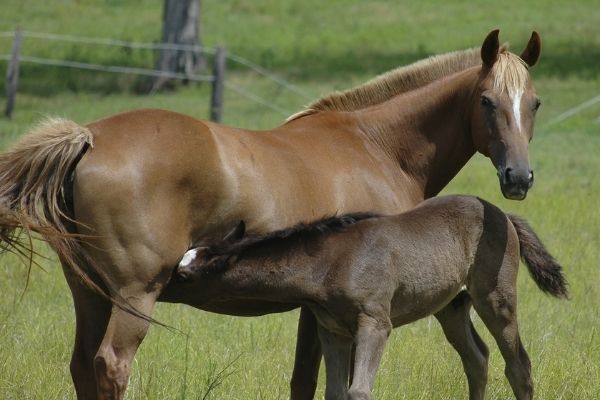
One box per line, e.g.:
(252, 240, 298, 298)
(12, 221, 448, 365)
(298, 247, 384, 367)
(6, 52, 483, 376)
(481, 96, 495, 109)
(533, 98, 542, 112)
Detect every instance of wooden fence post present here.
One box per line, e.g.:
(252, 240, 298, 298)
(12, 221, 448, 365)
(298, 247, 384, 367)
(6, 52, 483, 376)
(210, 46, 225, 122)
(4, 27, 22, 119)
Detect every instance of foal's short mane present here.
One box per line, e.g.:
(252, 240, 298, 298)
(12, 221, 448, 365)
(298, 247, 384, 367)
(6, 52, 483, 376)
(288, 47, 481, 121)
(210, 212, 381, 257)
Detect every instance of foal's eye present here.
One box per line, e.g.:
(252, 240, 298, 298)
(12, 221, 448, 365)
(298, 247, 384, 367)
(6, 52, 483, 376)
(533, 98, 542, 112)
(481, 96, 495, 109)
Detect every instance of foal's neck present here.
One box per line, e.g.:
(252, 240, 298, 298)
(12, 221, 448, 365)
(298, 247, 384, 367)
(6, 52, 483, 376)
(220, 244, 326, 302)
(354, 67, 479, 199)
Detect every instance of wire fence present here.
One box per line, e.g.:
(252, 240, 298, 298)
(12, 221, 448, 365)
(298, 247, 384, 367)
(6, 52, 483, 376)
(0, 54, 215, 82)
(0, 29, 313, 119)
(543, 93, 600, 127)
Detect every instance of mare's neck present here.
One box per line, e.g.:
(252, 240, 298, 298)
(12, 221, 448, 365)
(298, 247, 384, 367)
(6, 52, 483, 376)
(354, 67, 479, 199)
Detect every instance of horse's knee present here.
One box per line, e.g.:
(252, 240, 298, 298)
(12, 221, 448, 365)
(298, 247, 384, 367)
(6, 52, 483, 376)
(94, 349, 130, 400)
(348, 387, 371, 400)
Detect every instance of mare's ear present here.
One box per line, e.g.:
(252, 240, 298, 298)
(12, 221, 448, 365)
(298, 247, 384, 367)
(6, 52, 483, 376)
(520, 31, 541, 67)
(223, 220, 245, 244)
(481, 29, 500, 69)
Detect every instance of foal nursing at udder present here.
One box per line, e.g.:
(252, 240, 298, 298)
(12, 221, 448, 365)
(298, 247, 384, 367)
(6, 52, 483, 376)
(0, 29, 546, 399)
(176, 195, 568, 400)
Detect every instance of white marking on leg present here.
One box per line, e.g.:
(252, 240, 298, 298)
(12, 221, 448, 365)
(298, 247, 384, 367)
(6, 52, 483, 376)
(512, 91, 523, 133)
(179, 248, 198, 267)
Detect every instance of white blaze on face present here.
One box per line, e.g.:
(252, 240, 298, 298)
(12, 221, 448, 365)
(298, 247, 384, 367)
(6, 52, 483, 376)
(511, 90, 524, 133)
(179, 248, 199, 267)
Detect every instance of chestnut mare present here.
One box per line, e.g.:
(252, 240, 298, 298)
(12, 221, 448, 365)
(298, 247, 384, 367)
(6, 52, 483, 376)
(0, 30, 542, 399)
(174, 195, 568, 400)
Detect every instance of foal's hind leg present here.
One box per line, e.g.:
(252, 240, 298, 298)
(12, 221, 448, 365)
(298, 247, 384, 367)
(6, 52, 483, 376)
(471, 248, 533, 400)
(472, 291, 533, 400)
(434, 292, 489, 400)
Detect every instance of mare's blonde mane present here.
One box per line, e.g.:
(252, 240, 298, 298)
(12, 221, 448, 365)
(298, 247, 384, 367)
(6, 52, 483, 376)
(491, 50, 529, 98)
(288, 48, 480, 121)
(288, 45, 528, 121)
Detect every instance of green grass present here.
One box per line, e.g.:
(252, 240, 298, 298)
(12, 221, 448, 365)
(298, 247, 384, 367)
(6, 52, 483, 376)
(1, 0, 599, 399)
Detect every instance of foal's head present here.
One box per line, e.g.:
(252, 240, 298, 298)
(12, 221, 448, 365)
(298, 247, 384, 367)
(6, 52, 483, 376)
(177, 221, 246, 281)
(470, 30, 541, 200)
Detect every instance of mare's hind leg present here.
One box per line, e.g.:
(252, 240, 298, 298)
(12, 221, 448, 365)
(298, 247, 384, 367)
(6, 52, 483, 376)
(434, 292, 489, 400)
(63, 267, 112, 400)
(291, 308, 322, 400)
(94, 290, 158, 400)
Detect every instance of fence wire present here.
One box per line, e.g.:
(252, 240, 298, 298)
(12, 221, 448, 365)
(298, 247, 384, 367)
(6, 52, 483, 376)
(0, 30, 313, 103)
(0, 54, 215, 82)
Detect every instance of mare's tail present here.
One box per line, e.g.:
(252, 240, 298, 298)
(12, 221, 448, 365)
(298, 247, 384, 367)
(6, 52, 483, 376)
(507, 214, 569, 299)
(0, 118, 99, 288)
(0, 118, 158, 322)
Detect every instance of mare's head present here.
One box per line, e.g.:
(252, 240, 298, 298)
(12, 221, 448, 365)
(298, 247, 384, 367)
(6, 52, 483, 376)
(470, 30, 541, 200)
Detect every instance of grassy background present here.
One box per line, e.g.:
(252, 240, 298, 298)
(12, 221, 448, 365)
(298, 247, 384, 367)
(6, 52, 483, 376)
(0, 0, 599, 399)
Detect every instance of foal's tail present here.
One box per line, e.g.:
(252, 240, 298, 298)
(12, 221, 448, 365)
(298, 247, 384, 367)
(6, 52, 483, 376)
(507, 214, 569, 299)
(0, 118, 103, 297)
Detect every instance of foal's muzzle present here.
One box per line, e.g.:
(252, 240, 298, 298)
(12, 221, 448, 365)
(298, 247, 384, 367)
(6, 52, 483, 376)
(498, 167, 534, 200)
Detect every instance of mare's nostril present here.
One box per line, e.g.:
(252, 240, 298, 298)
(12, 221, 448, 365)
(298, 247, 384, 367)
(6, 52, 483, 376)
(504, 167, 513, 184)
(528, 170, 534, 188)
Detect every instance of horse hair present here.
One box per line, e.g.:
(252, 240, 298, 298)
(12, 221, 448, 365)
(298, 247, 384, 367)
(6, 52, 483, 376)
(208, 212, 381, 258)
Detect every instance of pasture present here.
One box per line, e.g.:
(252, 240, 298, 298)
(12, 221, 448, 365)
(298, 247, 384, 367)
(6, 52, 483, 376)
(0, 1, 599, 399)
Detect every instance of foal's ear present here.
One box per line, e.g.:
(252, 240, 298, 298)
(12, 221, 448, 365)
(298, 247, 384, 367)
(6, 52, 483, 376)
(223, 220, 246, 243)
(481, 29, 500, 69)
(520, 31, 541, 67)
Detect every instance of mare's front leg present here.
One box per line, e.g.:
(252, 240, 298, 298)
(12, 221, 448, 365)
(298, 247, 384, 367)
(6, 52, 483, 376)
(348, 313, 391, 400)
(317, 324, 353, 400)
(434, 292, 490, 400)
(291, 308, 322, 400)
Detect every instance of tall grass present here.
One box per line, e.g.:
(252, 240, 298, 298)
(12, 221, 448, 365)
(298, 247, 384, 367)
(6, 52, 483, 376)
(0, 0, 599, 399)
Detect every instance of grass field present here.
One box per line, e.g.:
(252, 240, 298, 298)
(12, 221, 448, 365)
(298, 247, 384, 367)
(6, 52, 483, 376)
(1, 1, 599, 399)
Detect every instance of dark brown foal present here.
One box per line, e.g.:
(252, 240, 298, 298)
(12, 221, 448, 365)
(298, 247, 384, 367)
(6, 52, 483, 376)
(175, 195, 568, 400)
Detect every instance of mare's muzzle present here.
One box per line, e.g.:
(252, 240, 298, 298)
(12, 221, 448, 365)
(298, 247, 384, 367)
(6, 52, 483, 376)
(498, 167, 534, 200)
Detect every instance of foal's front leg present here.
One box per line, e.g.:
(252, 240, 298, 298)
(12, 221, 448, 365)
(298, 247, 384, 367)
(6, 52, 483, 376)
(435, 293, 490, 400)
(317, 324, 353, 400)
(348, 313, 392, 400)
